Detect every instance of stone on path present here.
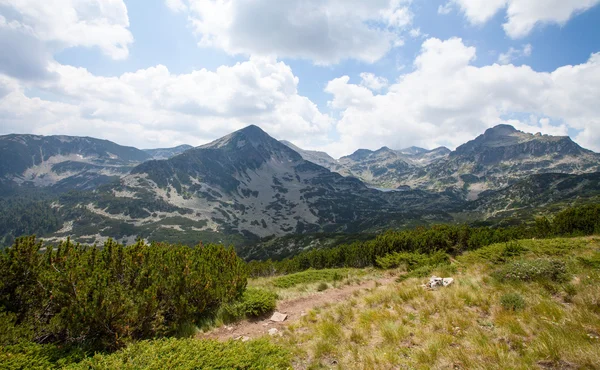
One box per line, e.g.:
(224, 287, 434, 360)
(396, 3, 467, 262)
(270, 312, 288, 322)
(268, 328, 279, 336)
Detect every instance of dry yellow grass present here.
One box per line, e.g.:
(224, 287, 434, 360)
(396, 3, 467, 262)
(276, 237, 600, 369)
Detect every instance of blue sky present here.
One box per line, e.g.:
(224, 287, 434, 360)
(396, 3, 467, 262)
(1, 0, 600, 157)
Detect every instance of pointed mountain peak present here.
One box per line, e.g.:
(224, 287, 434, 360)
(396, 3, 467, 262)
(201, 125, 276, 150)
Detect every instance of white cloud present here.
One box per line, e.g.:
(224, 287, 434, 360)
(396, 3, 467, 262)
(0, 0, 133, 59)
(165, 0, 187, 12)
(166, 0, 413, 64)
(359, 73, 389, 91)
(324, 37, 600, 157)
(409, 28, 421, 38)
(438, 3, 454, 15)
(448, 0, 600, 38)
(0, 57, 333, 150)
(0, 0, 133, 80)
(498, 43, 532, 64)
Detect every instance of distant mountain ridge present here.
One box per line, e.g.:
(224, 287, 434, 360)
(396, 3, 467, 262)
(0, 134, 151, 190)
(144, 144, 194, 160)
(397, 125, 600, 199)
(0, 134, 198, 191)
(283, 140, 451, 188)
(1, 124, 600, 249)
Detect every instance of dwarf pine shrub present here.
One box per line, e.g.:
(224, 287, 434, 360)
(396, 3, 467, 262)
(493, 259, 568, 283)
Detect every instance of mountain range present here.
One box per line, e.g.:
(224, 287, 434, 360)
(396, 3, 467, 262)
(1, 124, 599, 250)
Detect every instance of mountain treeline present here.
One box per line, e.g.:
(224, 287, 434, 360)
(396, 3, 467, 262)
(0, 196, 63, 246)
(247, 204, 600, 277)
(0, 237, 246, 350)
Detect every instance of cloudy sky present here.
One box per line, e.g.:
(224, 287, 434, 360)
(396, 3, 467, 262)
(0, 0, 599, 158)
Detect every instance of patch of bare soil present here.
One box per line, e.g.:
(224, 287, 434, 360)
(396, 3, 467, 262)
(200, 277, 395, 341)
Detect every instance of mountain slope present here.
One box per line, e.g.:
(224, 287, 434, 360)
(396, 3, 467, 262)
(0, 134, 151, 190)
(398, 125, 600, 198)
(51, 125, 462, 245)
(280, 140, 339, 170)
(143, 144, 194, 160)
(468, 172, 600, 220)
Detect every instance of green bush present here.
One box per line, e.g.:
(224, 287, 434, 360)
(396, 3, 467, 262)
(240, 289, 277, 318)
(317, 282, 329, 292)
(221, 289, 277, 322)
(64, 338, 291, 370)
(0, 236, 248, 350)
(376, 250, 449, 270)
(500, 293, 526, 311)
(272, 269, 351, 288)
(493, 259, 568, 283)
(501, 241, 526, 258)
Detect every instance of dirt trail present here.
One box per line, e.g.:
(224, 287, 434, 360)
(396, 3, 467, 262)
(200, 277, 395, 341)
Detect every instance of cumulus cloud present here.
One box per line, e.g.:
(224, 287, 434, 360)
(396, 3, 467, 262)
(0, 0, 133, 59)
(448, 0, 600, 38)
(166, 0, 413, 64)
(0, 16, 53, 80)
(0, 57, 333, 150)
(324, 37, 600, 157)
(498, 43, 532, 64)
(0, 0, 133, 80)
(359, 73, 389, 92)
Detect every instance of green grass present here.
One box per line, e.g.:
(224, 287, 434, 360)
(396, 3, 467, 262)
(64, 338, 290, 370)
(271, 268, 353, 288)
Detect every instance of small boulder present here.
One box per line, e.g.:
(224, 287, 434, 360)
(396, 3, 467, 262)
(268, 328, 279, 336)
(425, 276, 454, 289)
(270, 312, 288, 322)
(443, 278, 454, 287)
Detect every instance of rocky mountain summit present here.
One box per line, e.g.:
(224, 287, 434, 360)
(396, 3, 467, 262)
(397, 125, 600, 199)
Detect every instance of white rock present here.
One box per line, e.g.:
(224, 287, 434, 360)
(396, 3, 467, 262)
(268, 328, 279, 336)
(241, 336, 251, 342)
(270, 312, 288, 322)
(426, 276, 454, 289)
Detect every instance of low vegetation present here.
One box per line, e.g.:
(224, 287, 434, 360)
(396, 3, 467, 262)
(0, 237, 247, 351)
(248, 204, 600, 277)
(219, 288, 278, 323)
(65, 338, 290, 370)
(278, 237, 600, 369)
(1, 204, 599, 368)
